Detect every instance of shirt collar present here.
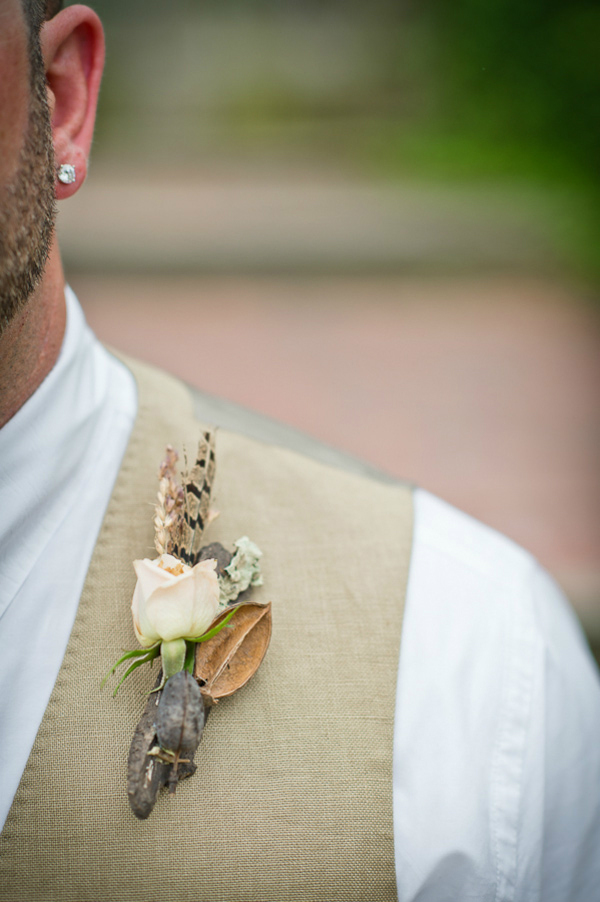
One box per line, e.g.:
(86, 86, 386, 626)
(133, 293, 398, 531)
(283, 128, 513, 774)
(0, 286, 113, 618)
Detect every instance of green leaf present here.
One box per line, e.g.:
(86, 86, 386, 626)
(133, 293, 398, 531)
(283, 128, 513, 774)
(100, 646, 156, 689)
(102, 644, 160, 693)
(112, 656, 156, 697)
(188, 606, 239, 643)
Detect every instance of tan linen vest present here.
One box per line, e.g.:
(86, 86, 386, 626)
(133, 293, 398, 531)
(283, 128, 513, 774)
(0, 356, 413, 902)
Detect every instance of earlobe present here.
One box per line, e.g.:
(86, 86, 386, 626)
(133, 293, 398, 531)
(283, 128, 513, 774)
(41, 5, 105, 201)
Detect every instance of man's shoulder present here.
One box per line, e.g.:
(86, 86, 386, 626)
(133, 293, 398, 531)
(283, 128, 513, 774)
(409, 485, 595, 675)
(412, 486, 535, 591)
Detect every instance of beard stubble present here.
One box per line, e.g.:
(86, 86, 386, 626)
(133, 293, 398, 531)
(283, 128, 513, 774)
(0, 28, 57, 336)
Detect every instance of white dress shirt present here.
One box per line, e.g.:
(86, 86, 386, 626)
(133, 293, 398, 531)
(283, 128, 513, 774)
(1, 289, 599, 900)
(0, 287, 137, 830)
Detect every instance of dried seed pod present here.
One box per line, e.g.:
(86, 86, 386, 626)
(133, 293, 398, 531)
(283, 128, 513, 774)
(197, 541, 233, 576)
(194, 602, 272, 705)
(127, 673, 169, 820)
(127, 670, 206, 819)
(155, 670, 205, 755)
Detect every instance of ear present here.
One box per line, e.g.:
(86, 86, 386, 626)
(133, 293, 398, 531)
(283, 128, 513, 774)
(41, 4, 105, 201)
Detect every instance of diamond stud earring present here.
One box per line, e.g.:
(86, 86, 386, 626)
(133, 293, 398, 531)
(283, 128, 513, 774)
(57, 163, 76, 185)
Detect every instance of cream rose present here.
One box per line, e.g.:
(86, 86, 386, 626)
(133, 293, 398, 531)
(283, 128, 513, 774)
(131, 553, 221, 647)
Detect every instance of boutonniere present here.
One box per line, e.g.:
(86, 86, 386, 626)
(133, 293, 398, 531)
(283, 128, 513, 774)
(103, 431, 271, 819)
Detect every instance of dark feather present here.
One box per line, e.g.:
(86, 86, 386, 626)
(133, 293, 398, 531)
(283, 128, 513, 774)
(172, 430, 216, 564)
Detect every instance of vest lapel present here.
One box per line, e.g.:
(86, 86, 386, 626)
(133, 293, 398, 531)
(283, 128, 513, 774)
(0, 355, 412, 902)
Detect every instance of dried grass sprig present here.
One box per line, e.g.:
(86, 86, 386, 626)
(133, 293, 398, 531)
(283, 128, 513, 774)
(154, 445, 185, 555)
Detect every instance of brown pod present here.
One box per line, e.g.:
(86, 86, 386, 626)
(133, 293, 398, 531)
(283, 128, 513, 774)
(127, 670, 205, 819)
(127, 674, 170, 820)
(155, 670, 205, 754)
(194, 602, 272, 705)
(196, 541, 233, 574)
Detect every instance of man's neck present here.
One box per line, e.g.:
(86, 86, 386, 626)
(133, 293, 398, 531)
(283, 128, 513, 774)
(0, 247, 66, 429)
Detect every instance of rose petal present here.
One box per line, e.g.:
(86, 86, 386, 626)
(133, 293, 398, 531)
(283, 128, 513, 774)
(133, 557, 176, 600)
(189, 560, 221, 636)
(131, 556, 221, 646)
(131, 580, 160, 647)
(144, 569, 197, 642)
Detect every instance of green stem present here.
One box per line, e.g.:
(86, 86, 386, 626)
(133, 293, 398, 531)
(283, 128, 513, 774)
(161, 638, 187, 680)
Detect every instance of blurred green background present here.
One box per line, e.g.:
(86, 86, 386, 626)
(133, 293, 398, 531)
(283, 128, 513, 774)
(74, 0, 599, 280)
(61, 0, 600, 648)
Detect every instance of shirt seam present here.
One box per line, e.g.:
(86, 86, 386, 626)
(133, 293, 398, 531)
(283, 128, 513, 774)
(490, 558, 538, 902)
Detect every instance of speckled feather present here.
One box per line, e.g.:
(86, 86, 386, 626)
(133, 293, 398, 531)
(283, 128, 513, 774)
(172, 430, 216, 565)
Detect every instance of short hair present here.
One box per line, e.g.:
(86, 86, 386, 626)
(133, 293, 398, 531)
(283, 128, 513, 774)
(21, 0, 64, 83)
(44, 0, 63, 18)
(23, 0, 64, 34)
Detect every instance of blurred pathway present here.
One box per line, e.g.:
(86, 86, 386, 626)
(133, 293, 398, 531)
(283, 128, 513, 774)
(71, 273, 600, 637)
(58, 169, 568, 275)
